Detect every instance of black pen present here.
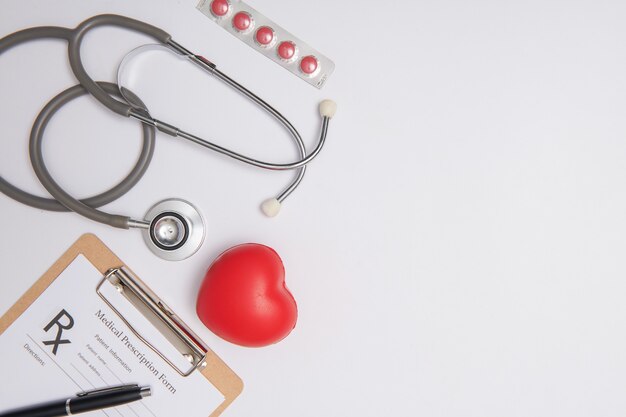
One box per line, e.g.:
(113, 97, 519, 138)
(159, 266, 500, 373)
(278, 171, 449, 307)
(0, 384, 151, 417)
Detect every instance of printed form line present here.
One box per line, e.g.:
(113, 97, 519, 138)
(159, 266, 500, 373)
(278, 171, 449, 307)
(26, 334, 111, 417)
(26, 334, 82, 390)
(101, 349, 157, 417)
(70, 363, 119, 417)
(28, 333, 156, 417)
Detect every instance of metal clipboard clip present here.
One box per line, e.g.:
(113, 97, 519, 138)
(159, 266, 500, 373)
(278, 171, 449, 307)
(96, 267, 208, 377)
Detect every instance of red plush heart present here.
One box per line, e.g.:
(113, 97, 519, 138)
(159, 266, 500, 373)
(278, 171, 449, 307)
(196, 244, 298, 347)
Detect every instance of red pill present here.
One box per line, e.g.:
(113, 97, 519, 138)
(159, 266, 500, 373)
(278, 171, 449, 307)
(255, 26, 275, 47)
(232, 11, 252, 32)
(300, 55, 319, 75)
(277, 41, 297, 61)
(211, 0, 230, 17)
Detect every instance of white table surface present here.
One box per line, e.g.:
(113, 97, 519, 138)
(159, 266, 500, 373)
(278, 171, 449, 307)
(2, 0, 626, 415)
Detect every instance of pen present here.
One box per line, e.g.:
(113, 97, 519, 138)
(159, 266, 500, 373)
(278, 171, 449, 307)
(0, 384, 151, 417)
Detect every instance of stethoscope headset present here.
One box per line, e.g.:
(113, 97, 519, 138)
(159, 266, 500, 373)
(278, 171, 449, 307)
(0, 14, 337, 261)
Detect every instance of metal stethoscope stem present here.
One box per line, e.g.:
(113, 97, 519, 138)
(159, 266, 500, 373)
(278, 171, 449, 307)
(129, 110, 330, 170)
(122, 40, 336, 251)
(122, 40, 335, 209)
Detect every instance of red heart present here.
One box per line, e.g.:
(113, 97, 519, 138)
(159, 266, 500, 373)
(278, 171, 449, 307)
(196, 244, 298, 347)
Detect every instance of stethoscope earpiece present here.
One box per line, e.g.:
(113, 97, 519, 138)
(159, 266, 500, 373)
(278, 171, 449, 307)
(142, 199, 205, 261)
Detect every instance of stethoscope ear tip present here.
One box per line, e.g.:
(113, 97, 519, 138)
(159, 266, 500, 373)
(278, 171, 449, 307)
(261, 198, 282, 218)
(319, 99, 337, 119)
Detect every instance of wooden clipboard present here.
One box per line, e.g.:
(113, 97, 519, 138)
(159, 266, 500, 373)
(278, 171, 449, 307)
(0, 233, 243, 417)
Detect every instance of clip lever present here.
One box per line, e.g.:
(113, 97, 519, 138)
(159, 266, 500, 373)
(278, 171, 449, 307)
(96, 267, 209, 377)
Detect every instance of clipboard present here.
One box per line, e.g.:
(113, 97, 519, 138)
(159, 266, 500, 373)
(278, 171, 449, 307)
(0, 233, 242, 416)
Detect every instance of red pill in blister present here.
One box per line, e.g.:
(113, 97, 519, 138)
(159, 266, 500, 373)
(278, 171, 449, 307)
(300, 55, 319, 75)
(255, 26, 275, 47)
(210, 0, 230, 17)
(277, 41, 297, 61)
(232, 11, 252, 32)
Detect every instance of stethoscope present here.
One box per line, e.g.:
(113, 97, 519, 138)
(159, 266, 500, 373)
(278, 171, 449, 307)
(0, 14, 336, 261)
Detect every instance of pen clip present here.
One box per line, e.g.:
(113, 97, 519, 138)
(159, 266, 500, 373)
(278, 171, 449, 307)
(77, 384, 139, 397)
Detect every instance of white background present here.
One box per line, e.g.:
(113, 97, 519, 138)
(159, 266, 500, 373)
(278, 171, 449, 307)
(2, 0, 626, 416)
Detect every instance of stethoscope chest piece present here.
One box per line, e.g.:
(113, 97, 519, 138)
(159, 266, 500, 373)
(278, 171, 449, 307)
(143, 198, 205, 261)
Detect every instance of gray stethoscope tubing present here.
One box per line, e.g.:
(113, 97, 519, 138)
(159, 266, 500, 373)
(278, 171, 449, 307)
(0, 26, 156, 230)
(0, 15, 334, 232)
(30, 81, 154, 229)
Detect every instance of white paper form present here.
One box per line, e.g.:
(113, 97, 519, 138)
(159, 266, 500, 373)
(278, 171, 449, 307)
(0, 255, 224, 416)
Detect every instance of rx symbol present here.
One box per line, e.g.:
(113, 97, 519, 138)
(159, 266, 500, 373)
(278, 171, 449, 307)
(42, 309, 74, 355)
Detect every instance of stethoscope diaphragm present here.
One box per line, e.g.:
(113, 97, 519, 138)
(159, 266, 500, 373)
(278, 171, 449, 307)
(142, 198, 205, 261)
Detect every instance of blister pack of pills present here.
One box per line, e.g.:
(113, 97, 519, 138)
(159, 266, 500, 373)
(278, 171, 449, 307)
(196, 0, 335, 89)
